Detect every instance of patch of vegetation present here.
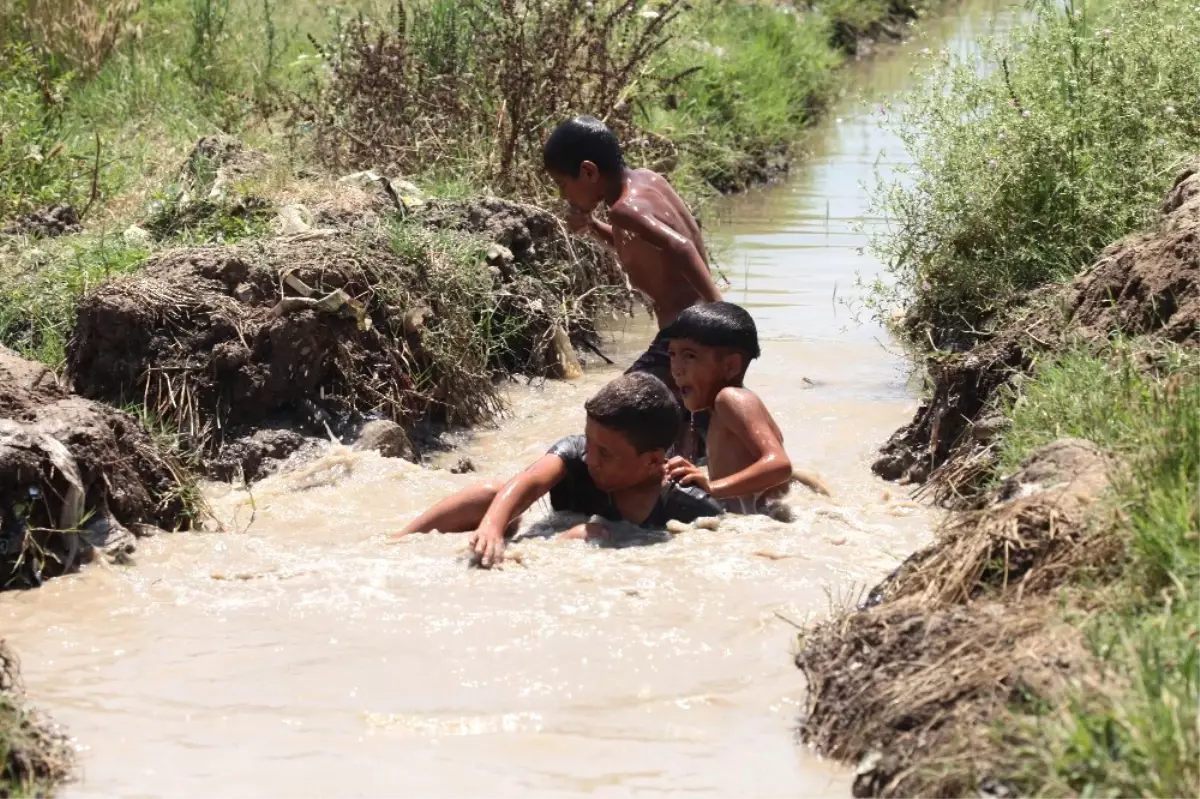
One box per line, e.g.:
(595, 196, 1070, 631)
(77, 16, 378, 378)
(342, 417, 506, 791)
(865, 0, 1200, 347)
(0, 234, 148, 367)
(996, 345, 1199, 798)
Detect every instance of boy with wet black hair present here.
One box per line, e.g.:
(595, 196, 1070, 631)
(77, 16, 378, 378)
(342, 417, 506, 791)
(542, 115, 723, 396)
(395, 372, 721, 566)
(660, 302, 795, 515)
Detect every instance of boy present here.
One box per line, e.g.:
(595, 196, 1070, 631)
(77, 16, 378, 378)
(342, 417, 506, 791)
(660, 302, 794, 514)
(394, 372, 721, 567)
(542, 115, 723, 393)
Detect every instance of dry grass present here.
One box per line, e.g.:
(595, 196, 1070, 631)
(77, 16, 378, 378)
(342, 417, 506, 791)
(797, 595, 1089, 798)
(8, 0, 141, 78)
(879, 439, 1121, 606)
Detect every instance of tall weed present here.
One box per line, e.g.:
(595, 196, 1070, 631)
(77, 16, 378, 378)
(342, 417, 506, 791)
(867, 0, 1200, 346)
(0, 44, 82, 220)
(303, 0, 687, 194)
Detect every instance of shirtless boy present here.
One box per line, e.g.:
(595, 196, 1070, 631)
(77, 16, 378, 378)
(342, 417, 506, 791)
(659, 302, 794, 514)
(394, 372, 721, 566)
(542, 115, 723, 391)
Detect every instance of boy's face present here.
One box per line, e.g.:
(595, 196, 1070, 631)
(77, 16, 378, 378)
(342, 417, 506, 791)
(583, 418, 664, 492)
(667, 338, 744, 412)
(548, 163, 605, 212)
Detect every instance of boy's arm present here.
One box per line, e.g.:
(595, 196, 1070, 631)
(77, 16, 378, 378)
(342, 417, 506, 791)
(567, 207, 616, 250)
(470, 454, 567, 566)
(670, 390, 791, 499)
(609, 205, 722, 303)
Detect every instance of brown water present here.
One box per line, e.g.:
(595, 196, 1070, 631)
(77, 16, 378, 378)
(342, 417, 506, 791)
(1, 4, 1016, 796)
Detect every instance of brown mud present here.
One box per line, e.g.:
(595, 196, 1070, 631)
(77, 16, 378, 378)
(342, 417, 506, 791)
(0, 347, 190, 590)
(798, 439, 1108, 798)
(872, 161, 1199, 504)
(67, 187, 620, 482)
(1, 639, 74, 797)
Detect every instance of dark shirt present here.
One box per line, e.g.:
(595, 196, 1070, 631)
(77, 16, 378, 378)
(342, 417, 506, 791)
(546, 435, 721, 527)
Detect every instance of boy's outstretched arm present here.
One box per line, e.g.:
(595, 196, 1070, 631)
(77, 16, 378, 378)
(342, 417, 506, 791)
(470, 454, 567, 567)
(668, 390, 791, 499)
(609, 205, 722, 303)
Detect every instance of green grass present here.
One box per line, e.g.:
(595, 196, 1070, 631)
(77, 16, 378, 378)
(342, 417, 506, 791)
(0, 234, 148, 367)
(866, 0, 1200, 346)
(642, 1, 843, 196)
(994, 344, 1200, 797)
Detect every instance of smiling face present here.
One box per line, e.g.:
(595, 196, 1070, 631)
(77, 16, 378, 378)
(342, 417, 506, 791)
(583, 418, 663, 492)
(668, 338, 745, 412)
(547, 163, 606, 213)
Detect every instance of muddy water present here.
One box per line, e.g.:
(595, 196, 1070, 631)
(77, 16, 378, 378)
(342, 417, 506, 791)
(2, 4, 1015, 797)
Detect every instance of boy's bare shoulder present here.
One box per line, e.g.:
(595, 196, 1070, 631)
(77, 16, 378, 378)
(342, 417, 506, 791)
(713, 386, 771, 417)
(611, 170, 682, 218)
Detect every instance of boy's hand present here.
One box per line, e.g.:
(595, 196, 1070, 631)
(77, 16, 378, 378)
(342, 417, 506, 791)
(667, 456, 711, 493)
(468, 525, 506, 568)
(566, 205, 592, 235)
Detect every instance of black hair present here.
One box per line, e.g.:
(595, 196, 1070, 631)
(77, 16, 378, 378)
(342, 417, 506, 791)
(543, 115, 625, 178)
(659, 301, 761, 361)
(584, 372, 681, 453)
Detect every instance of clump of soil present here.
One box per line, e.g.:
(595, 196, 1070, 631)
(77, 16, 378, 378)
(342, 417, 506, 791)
(67, 198, 620, 480)
(797, 438, 1104, 798)
(874, 162, 1199, 502)
(1, 205, 81, 239)
(0, 348, 191, 589)
(796, 596, 1082, 799)
(869, 439, 1116, 607)
(1, 640, 74, 796)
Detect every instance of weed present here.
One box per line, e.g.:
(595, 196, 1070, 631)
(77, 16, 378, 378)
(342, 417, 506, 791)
(867, 0, 1200, 347)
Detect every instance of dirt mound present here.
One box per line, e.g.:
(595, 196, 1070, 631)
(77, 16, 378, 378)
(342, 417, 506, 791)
(67, 203, 620, 476)
(1, 205, 81, 239)
(1, 640, 74, 796)
(796, 596, 1083, 798)
(0, 348, 191, 589)
(874, 161, 1199, 500)
(798, 437, 1111, 798)
(869, 439, 1115, 607)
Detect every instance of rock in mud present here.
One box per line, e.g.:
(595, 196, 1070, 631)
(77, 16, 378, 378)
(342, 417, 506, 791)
(352, 420, 413, 459)
(1, 640, 75, 795)
(0, 348, 190, 588)
(873, 161, 1199, 501)
(205, 427, 326, 483)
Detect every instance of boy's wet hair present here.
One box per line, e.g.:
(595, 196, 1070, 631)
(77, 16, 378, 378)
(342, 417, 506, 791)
(543, 115, 625, 177)
(584, 372, 681, 452)
(660, 301, 761, 361)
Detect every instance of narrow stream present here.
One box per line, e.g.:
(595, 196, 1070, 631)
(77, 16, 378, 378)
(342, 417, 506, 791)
(1, 3, 1015, 796)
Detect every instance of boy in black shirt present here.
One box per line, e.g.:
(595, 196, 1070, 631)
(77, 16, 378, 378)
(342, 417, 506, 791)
(394, 372, 720, 566)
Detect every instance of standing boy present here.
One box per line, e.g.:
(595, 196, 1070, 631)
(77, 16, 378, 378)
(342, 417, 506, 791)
(542, 115, 723, 392)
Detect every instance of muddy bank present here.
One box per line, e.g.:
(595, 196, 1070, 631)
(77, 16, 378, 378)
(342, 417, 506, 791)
(67, 181, 620, 482)
(1, 640, 73, 796)
(872, 161, 1199, 504)
(0, 347, 192, 590)
(797, 163, 1199, 797)
(798, 438, 1113, 797)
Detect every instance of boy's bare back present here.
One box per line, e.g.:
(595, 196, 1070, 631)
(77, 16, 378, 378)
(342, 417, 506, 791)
(608, 169, 722, 328)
